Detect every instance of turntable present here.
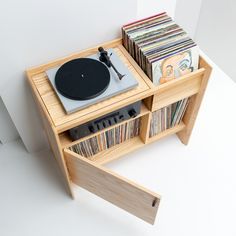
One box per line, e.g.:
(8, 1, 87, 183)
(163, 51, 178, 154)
(46, 47, 138, 114)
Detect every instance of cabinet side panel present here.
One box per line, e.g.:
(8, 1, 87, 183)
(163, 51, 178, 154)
(27, 73, 74, 198)
(177, 57, 212, 144)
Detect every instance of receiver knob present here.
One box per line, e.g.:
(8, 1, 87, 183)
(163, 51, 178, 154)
(128, 109, 137, 118)
(88, 125, 95, 133)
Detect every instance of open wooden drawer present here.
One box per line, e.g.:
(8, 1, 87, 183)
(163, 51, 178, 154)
(64, 148, 161, 224)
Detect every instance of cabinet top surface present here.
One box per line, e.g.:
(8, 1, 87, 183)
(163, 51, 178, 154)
(26, 39, 154, 132)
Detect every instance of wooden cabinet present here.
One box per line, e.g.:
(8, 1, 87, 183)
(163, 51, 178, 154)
(65, 148, 160, 224)
(26, 38, 212, 224)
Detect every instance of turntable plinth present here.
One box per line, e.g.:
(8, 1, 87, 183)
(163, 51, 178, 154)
(26, 38, 212, 224)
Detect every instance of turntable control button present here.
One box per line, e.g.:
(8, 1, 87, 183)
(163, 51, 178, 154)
(103, 121, 107, 128)
(119, 114, 124, 120)
(128, 109, 137, 118)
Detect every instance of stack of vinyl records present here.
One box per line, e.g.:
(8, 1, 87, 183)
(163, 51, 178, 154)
(69, 118, 140, 158)
(122, 12, 199, 85)
(149, 98, 189, 137)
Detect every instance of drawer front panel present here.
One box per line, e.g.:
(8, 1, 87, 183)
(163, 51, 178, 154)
(64, 149, 160, 224)
(152, 69, 205, 111)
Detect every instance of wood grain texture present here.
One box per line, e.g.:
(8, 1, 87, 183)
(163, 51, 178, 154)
(152, 68, 205, 111)
(64, 149, 161, 224)
(140, 113, 152, 143)
(26, 71, 74, 198)
(118, 44, 156, 90)
(59, 103, 149, 149)
(27, 38, 123, 76)
(26, 37, 212, 222)
(29, 44, 151, 133)
(177, 56, 212, 144)
(143, 96, 153, 111)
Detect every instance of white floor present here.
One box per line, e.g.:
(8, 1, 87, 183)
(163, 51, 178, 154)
(1, 56, 236, 236)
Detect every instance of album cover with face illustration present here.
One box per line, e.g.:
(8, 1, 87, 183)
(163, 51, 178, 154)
(151, 46, 199, 85)
(122, 12, 200, 87)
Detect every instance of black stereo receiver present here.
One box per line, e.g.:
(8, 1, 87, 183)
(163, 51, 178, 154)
(69, 101, 141, 141)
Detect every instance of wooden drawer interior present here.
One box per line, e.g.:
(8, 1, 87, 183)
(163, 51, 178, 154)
(59, 97, 190, 165)
(59, 102, 150, 163)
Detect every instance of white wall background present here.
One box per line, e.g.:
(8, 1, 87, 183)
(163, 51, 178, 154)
(0, 0, 138, 152)
(174, 0, 202, 39)
(0, 0, 177, 152)
(137, 0, 176, 18)
(0, 97, 19, 144)
(1, 0, 234, 151)
(194, 0, 236, 82)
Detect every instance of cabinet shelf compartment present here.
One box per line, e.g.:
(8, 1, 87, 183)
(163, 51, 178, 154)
(147, 122, 185, 144)
(66, 117, 142, 164)
(59, 102, 149, 148)
(148, 97, 189, 143)
(65, 119, 186, 166)
(64, 147, 161, 224)
(66, 135, 144, 165)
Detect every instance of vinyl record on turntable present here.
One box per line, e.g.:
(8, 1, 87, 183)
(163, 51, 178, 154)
(55, 58, 110, 100)
(46, 48, 138, 114)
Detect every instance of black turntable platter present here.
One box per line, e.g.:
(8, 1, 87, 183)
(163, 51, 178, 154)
(55, 58, 110, 100)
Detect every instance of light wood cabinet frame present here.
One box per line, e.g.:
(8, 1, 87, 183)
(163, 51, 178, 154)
(26, 38, 212, 224)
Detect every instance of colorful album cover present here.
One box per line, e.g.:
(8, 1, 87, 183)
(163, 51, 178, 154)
(151, 46, 199, 85)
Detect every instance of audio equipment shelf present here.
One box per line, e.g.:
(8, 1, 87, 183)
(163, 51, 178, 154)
(26, 38, 212, 225)
(59, 102, 149, 148)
